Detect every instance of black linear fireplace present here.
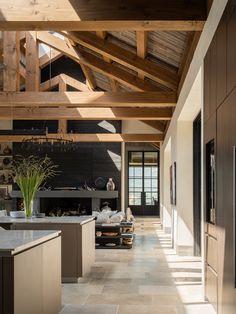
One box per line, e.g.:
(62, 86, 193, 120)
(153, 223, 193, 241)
(11, 190, 119, 216)
(40, 197, 92, 216)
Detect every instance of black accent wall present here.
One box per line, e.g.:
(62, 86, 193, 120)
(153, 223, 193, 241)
(13, 120, 122, 209)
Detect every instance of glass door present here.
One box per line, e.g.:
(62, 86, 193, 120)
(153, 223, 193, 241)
(128, 151, 159, 216)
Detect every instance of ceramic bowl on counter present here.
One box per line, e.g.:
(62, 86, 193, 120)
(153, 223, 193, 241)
(10, 211, 26, 218)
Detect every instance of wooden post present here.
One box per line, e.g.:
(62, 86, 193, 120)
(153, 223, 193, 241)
(25, 31, 39, 91)
(15, 31, 21, 91)
(3, 32, 18, 92)
(58, 77, 68, 134)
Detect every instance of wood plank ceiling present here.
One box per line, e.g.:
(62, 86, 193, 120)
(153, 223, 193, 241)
(0, 0, 207, 142)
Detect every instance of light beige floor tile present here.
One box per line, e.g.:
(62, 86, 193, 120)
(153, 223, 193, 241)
(60, 217, 215, 314)
(85, 293, 152, 305)
(61, 304, 118, 314)
(176, 304, 216, 314)
(62, 284, 104, 295)
(139, 285, 178, 295)
(62, 291, 89, 305)
(118, 304, 177, 314)
(152, 295, 182, 306)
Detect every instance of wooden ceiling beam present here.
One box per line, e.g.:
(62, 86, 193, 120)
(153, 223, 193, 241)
(80, 64, 97, 91)
(75, 46, 158, 91)
(0, 133, 164, 143)
(63, 31, 178, 90)
(0, 91, 177, 108)
(136, 31, 148, 80)
(178, 31, 201, 94)
(0, 0, 206, 31)
(36, 32, 159, 91)
(40, 75, 60, 91)
(40, 74, 89, 92)
(65, 37, 96, 91)
(61, 74, 90, 91)
(0, 107, 172, 120)
(96, 31, 119, 92)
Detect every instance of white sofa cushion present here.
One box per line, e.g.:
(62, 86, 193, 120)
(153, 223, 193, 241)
(96, 212, 110, 223)
(110, 211, 125, 223)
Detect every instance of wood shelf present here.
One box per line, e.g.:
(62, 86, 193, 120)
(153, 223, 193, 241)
(96, 245, 132, 249)
(95, 221, 134, 249)
(96, 234, 133, 239)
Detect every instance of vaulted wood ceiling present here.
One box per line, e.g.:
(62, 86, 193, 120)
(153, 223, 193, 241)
(0, 0, 207, 142)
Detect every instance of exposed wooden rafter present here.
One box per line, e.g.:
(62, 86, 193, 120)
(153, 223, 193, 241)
(40, 75, 61, 91)
(136, 31, 148, 80)
(35, 32, 159, 91)
(80, 64, 97, 91)
(0, 133, 164, 143)
(40, 74, 89, 91)
(63, 31, 178, 90)
(0, 0, 206, 31)
(0, 91, 177, 108)
(65, 37, 96, 91)
(96, 31, 119, 92)
(61, 74, 90, 91)
(0, 107, 172, 120)
(178, 31, 201, 94)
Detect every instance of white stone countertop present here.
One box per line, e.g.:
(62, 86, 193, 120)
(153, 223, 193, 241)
(0, 230, 61, 256)
(0, 216, 95, 225)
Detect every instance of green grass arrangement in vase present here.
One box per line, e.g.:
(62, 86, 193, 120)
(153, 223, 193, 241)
(12, 155, 59, 218)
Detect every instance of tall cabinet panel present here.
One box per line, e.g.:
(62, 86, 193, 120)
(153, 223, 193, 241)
(227, 5, 236, 94)
(204, 1, 236, 313)
(217, 89, 236, 314)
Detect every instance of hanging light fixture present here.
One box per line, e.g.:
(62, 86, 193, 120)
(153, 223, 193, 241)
(20, 46, 75, 152)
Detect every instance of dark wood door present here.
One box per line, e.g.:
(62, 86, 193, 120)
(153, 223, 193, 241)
(128, 151, 159, 216)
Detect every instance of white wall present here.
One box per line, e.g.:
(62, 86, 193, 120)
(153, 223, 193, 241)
(122, 120, 161, 134)
(176, 121, 194, 251)
(160, 68, 203, 254)
(161, 139, 172, 233)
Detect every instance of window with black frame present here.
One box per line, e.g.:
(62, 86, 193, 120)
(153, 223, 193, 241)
(128, 151, 159, 216)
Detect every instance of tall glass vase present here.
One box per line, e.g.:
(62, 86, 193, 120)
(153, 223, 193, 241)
(24, 199, 33, 218)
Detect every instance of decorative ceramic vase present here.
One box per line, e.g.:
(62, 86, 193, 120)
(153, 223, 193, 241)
(106, 178, 115, 191)
(24, 199, 33, 218)
(3, 145, 12, 155)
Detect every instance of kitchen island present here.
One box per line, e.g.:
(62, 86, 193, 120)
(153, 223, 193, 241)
(0, 229, 61, 314)
(0, 216, 95, 283)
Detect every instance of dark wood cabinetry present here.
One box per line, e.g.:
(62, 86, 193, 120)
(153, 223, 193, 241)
(204, 2, 236, 313)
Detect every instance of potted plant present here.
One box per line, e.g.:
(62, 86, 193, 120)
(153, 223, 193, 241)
(12, 155, 59, 218)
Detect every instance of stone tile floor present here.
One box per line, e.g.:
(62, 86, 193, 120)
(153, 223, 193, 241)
(60, 217, 215, 314)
